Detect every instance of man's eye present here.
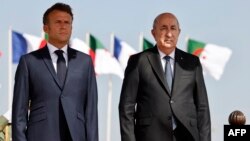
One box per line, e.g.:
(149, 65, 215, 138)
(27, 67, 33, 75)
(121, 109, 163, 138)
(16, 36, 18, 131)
(160, 27, 167, 30)
(171, 26, 177, 30)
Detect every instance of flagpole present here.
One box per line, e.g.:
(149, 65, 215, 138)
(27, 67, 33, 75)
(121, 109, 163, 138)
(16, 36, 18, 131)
(185, 35, 190, 51)
(139, 32, 143, 52)
(106, 75, 112, 141)
(110, 33, 114, 55)
(85, 32, 89, 45)
(41, 31, 44, 38)
(8, 27, 13, 110)
(106, 33, 114, 141)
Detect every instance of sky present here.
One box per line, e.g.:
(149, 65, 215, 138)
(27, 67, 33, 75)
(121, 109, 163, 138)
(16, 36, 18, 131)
(1, 0, 250, 141)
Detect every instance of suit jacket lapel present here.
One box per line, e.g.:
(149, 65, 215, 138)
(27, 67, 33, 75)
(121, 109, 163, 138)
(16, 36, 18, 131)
(63, 47, 77, 89)
(147, 47, 171, 95)
(41, 46, 63, 90)
(172, 48, 184, 96)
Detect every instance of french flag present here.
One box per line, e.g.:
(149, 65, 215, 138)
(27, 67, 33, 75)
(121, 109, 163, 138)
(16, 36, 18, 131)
(12, 30, 46, 63)
(113, 36, 137, 70)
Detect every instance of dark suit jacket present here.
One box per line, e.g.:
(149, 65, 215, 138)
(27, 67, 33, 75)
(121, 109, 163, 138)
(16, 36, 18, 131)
(12, 46, 98, 141)
(119, 47, 211, 141)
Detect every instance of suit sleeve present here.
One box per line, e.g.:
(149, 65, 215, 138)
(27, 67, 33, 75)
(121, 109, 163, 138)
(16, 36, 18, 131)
(12, 56, 29, 141)
(119, 55, 139, 141)
(85, 58, 99, 141)
(195, 59, 211, 141)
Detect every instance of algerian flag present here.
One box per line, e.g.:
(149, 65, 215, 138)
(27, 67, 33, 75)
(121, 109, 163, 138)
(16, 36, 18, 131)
(40, 32, 48, 48)
(143, 37, 154, 51)
(70, 38, 90, 54)
(139, 33, 154, 51)
(187, 38, 232, 80)
(88, 33, 124, 79)
(70, 38, 95, 62)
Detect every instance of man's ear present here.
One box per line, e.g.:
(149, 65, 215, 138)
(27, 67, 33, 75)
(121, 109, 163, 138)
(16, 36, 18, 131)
(151, 29, 156, 39)
(43, 25, 48, 33)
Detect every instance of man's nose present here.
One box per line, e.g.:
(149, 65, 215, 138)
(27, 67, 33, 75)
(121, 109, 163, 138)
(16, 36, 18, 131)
(60, 23, 67, 28)
(166, 31, 172, 37)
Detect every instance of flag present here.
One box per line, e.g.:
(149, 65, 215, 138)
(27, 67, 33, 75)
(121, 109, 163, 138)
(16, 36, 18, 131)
(89, 34, 124, 79)
(142, 37, 154, 51)
(12, 30, 44, 63)
(70, 38, 95, 61)
(114, 36, 137, 70)
(0, 50, 2, 57)
(70, 38, 90, 54)
(40, 31, 49, 47)
(187, 38, 232, 80)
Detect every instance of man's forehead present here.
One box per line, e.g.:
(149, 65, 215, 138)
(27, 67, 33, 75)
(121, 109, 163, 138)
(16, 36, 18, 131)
(157, 18, 178, 27)
(153, 12, 180, 28)
(156, 13, 179, 26)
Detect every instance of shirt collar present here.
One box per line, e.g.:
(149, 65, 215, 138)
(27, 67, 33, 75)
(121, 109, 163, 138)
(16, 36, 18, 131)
(157, 48, 175, 60)
(47, 43, 68, 55)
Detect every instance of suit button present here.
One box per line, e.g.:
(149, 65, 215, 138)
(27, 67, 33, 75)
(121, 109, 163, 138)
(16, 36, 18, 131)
(170, 100, 174, 104)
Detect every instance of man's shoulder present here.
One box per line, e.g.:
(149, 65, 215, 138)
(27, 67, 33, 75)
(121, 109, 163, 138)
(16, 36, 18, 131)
(126, 47, 157, 69)
(176, 48, 199, 60)
(21, 47, 47, 59)
(175, 48, 201, 68)
(131, 47, 157, 58)
(68, 47, 92, 59)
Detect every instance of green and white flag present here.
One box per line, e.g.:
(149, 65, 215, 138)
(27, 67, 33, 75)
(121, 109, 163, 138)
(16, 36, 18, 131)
(88, 33, 124, 79)
(143, 37, 154, 51)
(187, 38, 232, 80)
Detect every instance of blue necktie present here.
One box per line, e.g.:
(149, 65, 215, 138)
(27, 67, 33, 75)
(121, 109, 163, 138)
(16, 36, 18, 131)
(55, 50, 67, 86)
(164, 56, 177, 130)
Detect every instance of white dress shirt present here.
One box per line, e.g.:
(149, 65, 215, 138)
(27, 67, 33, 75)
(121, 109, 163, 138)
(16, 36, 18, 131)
(158, 48, 175, 75)
(47, 43, 68, 72)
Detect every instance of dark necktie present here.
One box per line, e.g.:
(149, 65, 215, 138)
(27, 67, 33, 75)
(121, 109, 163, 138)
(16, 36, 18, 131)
(55, 50, 67, 86)
(164, 56, 173, 91)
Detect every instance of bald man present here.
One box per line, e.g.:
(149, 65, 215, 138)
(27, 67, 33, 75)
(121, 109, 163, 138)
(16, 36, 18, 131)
(119, 12, 211, 141)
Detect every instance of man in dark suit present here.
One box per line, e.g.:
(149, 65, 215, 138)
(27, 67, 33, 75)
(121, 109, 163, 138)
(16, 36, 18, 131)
(12, 3, 98, 141)
(119, 12, 211, 141)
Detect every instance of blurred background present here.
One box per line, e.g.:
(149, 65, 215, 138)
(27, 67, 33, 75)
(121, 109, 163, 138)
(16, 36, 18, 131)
(1, 0, 250, 141)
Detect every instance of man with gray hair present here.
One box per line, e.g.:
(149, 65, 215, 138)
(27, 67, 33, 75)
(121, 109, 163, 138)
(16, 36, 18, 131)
(119, 12, 211, 141)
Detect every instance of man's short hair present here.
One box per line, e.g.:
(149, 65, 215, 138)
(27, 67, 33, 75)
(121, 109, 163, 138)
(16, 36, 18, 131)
(43, 2, 73, 25)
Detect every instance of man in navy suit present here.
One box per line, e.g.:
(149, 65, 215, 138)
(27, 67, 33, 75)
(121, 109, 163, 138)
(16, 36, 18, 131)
(12, 3, 98, 141)
(119, 13, 211, 141)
